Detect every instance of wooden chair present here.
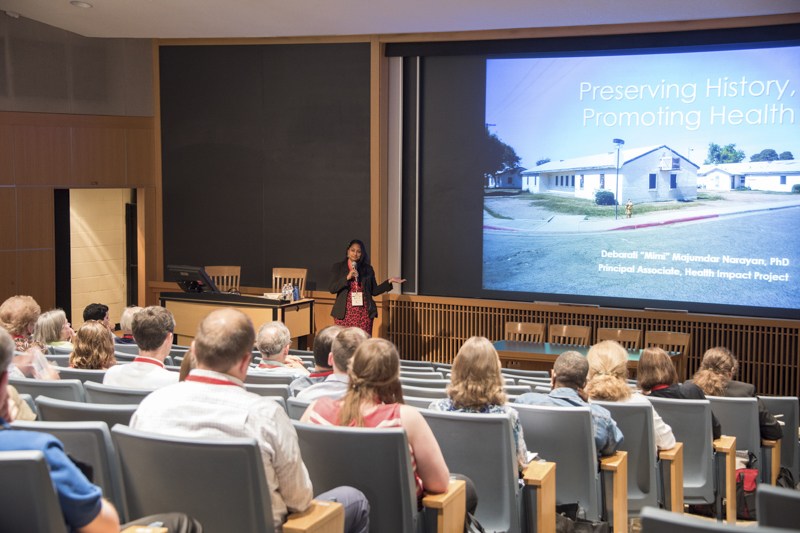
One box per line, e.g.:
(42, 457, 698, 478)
(204, 265, 241, 292)
(547, 325, 591, 346)
(504, 322, 546, 343)
(644, 331, 691, 380)
(596, 328, 642, 350)
(273, 268, 308, 298)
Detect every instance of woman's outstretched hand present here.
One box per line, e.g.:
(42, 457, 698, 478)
(388, 277, 406, 284)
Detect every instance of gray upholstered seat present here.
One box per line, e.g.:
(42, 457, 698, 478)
(287, 397, 311, 420)
(756, 484, 800, 529)
(244, 383, 291, 400)
(9, 377, 86, 402)
(57, 367, 107, 384)
(759, 396, 799, 482)
(0, 450, 69, 533)
(84, 381, 153, 405)
(244, 372, 294, 385)
(35, 396, 136, 427)
(400, 385, 447, 399)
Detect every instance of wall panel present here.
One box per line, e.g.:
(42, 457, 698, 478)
(13, 125, 72, 186)
(17, 249, 55, 310)
(0, 188, 16, 251)
(72, 126, 127, 187)
(0, 125, 14, 185)
(0, 252, 16, 302)
(15, 187, 53, 249)
(126, 128, 155, 186)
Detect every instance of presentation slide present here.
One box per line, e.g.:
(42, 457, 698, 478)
(482, 44, 800, 312)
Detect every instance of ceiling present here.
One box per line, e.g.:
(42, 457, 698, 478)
(0, 0, 798, 39)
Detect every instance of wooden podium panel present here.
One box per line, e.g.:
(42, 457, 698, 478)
(160, 292, 314, 348)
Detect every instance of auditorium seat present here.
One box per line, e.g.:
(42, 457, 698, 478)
(84, 382, 153, 405)
(400, 370, 445, 380)
(44, 354, 70, 367)
(34, 396, 137, 428)
(244, 372, 293, 385)
(759, 396, 799, 482)
(756, 484, 800, 529)
(398, 359, 435, 370)
(0, 450, 70, 533)
(243, 383, 291, 400)
(9, 377, 86, 402)
(287, 397, 311, 420)
(400, 385, 447, 399)
(57, 367, 107, 384)
(399, 377, 449, 389)
(641, 507, 784, 533)
(113, 344, 140, 355)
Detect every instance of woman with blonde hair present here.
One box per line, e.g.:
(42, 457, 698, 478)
(585, 340, 675, 450)
(429, 336, 531, 472)
(638, 347, 721, 439)
(69, 321, 117, 370)
(116, 306, 142, 345)
(692, 347, 782, 440)
(302, 338, 452, 500)
(32, 309, 75, 350)
(0, 295, 47, 355)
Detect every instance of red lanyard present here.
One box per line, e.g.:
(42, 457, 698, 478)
(133, 357, 165, 368)
(184, 375, 242, 387)
(258, 363, 283, 369)
(651, 384, 670, 392)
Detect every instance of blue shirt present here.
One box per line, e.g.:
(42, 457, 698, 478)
(0, 417, 103, 532)
(514, 388, 624, 457)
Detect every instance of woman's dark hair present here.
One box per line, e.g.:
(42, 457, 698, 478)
(345, 239, 370, 267)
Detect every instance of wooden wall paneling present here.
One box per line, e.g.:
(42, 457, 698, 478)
(0, 187, 16, 251)
(13, 125, 72, 186)
(15, 187, 53, 249)
(151, 41, 164, 284)
(0, 125, 14, 185)
(139, 187, 158, 306)
(0, 251, 16, 302)
(125, 127, 155, 186)
(17, 249, 55, 310)
(72, 126, 126, 186)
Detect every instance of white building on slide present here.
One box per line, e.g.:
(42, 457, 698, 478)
(697, 160, 800, 191)
(521, 145, 698, 203)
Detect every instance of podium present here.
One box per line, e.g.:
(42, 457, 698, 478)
(160, 292, 314, 349)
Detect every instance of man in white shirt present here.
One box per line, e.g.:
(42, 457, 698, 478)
(252, 321, 309, 379)
(131, 309, 369, 533)
(297, 327, 368, 402)
(103, 306, 179, 390)
(289, 325, 343, 396)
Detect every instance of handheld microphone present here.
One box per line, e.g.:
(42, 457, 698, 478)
(351, 259, 359, 282)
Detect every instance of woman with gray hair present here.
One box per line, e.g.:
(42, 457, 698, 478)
(116, 306, 143, 344)
(32, 309, 74, 350)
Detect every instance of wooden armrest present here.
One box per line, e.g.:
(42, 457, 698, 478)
(658, 442, 684, 514)
(600, 451, 627, 533)
(713, 436, 737, 523)
(422, 478, 466, 533)
(762, 438, 781, 485)
(523, 461, 556, 533)
(284, 500, 345, 533)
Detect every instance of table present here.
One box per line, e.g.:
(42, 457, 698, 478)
(493, 340, 684, 376)
(160, 292, 314, 349)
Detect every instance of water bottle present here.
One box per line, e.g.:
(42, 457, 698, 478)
(292, 285, 300, 301)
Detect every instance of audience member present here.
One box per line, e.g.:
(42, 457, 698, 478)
(253, 321, 309, 378)
(429, 336, 531, 472)
(515, 350, 624, 456)
(131, 308, 370, 532)
(638, 347, 721, 439)
(178, 350, 196, 381)
(0, 295, 47, 355)
(83, 303, 111, 329)
(32, 309, 74, 350)
(0, 326, 202, 533)
(302, 338, 475, 512)
(116, 306, 143, 344)
(104, 307, 178, 389)
(289, 325, 343, 396)
(70, 321, 117, 370)
(692, 346, 782, 440)
(297, 327, 368, 402)
(585, 340, 675, 451)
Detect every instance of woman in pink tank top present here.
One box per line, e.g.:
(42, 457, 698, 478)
(301, 338, 450, 499)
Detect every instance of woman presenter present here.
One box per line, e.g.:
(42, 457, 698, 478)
(329, 239, 404, 336)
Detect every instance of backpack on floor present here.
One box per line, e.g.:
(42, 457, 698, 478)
(735, 468, 758, 520)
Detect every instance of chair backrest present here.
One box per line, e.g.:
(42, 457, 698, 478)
(501, 368, 551, 380)
(205, 265, 241, 292)
(454, 373, 514, 385)
(0, 450, 69, 533)
(57, 367, 107, 384)
(19, 393, 36, 415)
(9, 378, 86, 402)
(421, 410, 520, 533)
(272, 267, 307, 297)
(707, 396, 764, 478)
(756, 484, 800, 529)
(112, 425, 275, 533)
(244, 373, 294, 385)
(641, 506, 785, 533)
(35, 396, 137, 427)
(113, 344, 140, 354)
(84, 382, 153, 405)
(505, 321, 546, 343)
(644, 331, 690, 379)
(244, 384, 291, 400)
(399, 377, 449, 389)
(12, 420, 127, 521)
(400, 385, 448, 399)
(169, 346, 190, 358)
(513, 403, 602, 520)
(400, 370, 444, 380)
(288, 349, 313, 357)
(548, 325, 592, 346)
(759, 396, 799, 482)
(113, 352, 137, 362)
(48, 345, 73, 355)
(402, 396, 433, 409)
(399, 359, 435, 369)
(503, 385, 532, 395)
(44, 354, 71, 366)
(593, 401, 658, 515)
(596, 328, 642, 350)
(646, 397, 715, 504)
(432, 362, 452, 373)
(534, 386, 552, 394)
(293, 422, 419, 533)
(287, 397, 311, 420)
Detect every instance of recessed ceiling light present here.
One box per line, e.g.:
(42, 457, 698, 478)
(70, 1, 93, 8)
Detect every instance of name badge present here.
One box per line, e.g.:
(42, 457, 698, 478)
(351, 292, 364, 306)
